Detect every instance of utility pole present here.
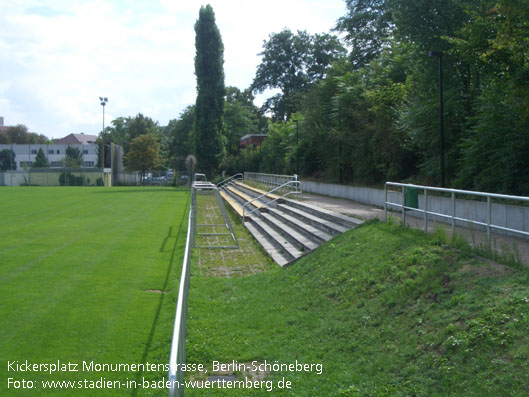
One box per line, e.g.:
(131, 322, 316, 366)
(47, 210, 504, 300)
(428, 51, 445, 187)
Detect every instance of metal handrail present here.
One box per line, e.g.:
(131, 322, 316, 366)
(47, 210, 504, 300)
(168, 191, 194, 397)
(193, 182, 238, 249)
(244, 172, 298, 190)
(193, 173, 207, 182)
(384, 182, 529, 243)
(242, 180, 302, 220)
(217, 173, 243, 189)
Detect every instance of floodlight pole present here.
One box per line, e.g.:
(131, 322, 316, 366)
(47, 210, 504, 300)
(428, 51, 445, 187)
(99, 97, 108, 169)
(293, 119, 299, 174)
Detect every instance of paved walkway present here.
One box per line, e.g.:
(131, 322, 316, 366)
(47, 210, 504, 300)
(300, 193, 529, 267)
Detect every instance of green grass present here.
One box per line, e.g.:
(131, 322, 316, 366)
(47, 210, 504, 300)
(0, 186, 189, 396)
(192, 192, 273, 277)
(185, 220, 529, 396)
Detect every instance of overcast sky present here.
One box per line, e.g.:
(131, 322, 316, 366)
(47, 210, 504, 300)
(0, 0, 347, 139)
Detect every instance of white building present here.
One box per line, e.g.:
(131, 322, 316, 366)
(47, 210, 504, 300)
(0, 143, 99, 170)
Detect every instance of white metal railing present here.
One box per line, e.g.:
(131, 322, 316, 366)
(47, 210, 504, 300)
(217, 173, 243, 189)
(244, 172, 299, 191)
(194, 181, 238, 249)
(168, 189, 195, 397)
(193, 173, 207, 182)
(242, 180, 302, 220)
(384, 182, 529, 243)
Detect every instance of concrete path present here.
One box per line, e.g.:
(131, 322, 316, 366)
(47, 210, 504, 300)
(300, 193, 529, 267)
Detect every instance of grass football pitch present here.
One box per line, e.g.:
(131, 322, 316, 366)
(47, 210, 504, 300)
(0, 186, 189, 396)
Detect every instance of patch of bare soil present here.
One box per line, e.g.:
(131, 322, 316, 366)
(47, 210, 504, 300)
(458, 258, 514, 279)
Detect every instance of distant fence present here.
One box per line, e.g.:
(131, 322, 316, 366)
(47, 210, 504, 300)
(1, 169, 105, 186)
(0, 169, 188, 187)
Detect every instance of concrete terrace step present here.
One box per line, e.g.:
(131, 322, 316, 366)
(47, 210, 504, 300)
(225, 186, 267, 211)
(276, 203, 349, 236)
(233, 181, 284, 202)
(282, 199, 363, 229)
(259, 212, 319, 252)
(249, 215, 303, 262)
(266, 207, 333, 244)
(219, 190, 246, 219)
(219, 180, 364, 267)
(245, 222, 290, 267)
(221, 186, 262, 219)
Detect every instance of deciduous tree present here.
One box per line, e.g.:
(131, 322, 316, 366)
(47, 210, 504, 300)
(252, 29, 345, 120)
(124, 134, 161, 183)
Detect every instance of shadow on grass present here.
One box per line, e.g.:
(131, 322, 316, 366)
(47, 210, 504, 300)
(131, 193, 190, 397)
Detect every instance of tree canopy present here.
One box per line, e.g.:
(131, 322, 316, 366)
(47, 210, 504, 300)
(124, 133, 161, 183)
(0, 125, 48, 144)
(252, 29, 345, 120)
(0, 149, 15, 171)
(241, 0, 529, 195)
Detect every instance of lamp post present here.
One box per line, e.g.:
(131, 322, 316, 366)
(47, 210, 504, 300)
(99, 97, 108, 169)
(428, 51, 445, 187)
(293, 119, 299, 174)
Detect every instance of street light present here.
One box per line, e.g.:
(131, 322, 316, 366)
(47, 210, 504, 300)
(428, 51, 445, 187)
(293, 119, 299, 174)
(99, 97, 108, 169)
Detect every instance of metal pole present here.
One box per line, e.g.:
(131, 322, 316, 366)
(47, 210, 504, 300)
(487, 196, 491, 246)
(439, 55, 445, 188)
(294, 119, 299, 175)
(428, 51, 445, 188)
(102, 104, 105, 170)
(424, 189, 428, 232)
(384, 184, 388, 221)
(451, 191, 455, 237)
(402, 186, 406, 226)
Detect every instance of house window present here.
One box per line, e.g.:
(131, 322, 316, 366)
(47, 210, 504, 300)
(56, 150, 60, 154)
(31, 149, 37, 154)
(48, 150, 54, 154)
(51, 161, 63, 167)
(84, 161, 95, 167)
(83, 149, 88, 154)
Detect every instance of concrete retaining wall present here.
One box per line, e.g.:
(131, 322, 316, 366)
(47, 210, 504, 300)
(301, 180, 529, 238)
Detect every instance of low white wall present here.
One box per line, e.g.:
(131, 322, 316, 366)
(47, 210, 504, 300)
(301, 180, 529, 237)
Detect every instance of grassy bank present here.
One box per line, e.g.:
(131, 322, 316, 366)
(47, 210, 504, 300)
(0, 187, 189, 396)
(186, 220, 529, 396)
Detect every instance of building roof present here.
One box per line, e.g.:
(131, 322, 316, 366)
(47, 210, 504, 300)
(54, 133, 98, 144)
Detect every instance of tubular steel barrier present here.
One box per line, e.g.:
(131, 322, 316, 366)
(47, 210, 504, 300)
(244, 172, 299, 191)
(242, 180, 302, 220)
(217, 173, 243, 189)
(168, 189, 195, 397)
(384, 182, 529, 244)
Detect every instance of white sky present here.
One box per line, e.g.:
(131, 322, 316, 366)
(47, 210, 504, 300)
(0, 0, 347, 139)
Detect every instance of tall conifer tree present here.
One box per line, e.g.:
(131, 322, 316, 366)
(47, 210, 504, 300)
(194, 4, 225, 177)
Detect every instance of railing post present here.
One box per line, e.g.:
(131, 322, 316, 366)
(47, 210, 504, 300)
(384, 183, 388, 221)
(402, 185, 406, 226)
(487, 196, 491, 246)
(451, 191, 455, 237)
(424, 189, 428, 232)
